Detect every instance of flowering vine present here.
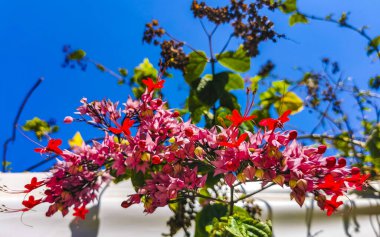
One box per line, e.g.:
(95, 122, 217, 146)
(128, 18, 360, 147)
(1, 79, 369, 233)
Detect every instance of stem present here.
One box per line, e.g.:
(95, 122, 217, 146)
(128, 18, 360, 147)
(195, 193, 228, 204)
(165, 32, 208, 60)
(3, 77, 44, 172)
(297, 134, 365, 148)
(229, 186, 234, 216)
(299, 11, 380, 64)
(234, 183, 275, 203)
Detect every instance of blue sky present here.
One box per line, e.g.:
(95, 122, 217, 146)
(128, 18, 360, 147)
(1, 0, 379, 171)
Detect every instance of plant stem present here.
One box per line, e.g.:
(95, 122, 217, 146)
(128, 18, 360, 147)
(234, 183, 275, 203)
(229, 186, 234, 216)
(2, 77, 44, 172)
(299, 11, 380, 64)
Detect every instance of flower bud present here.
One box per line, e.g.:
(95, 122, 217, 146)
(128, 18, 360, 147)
(237, 172, 246, 183)
(171, 111, 180, 118)
(151, 155, 161, 165)
(338, 158, 346, 168)
(288, 130, 298, 140)
(194, 146, 204, 157)
(63, 116, 73, 124)
(255, 169, 264, 179)
(141, 152, 151, 162)
(326, 157, 336, 168)
(289, 179, 297, 189)
(273, 175, 285, 187)
(168, 137, 176, 143)
(296, 179, 308, 192)
(351, 167, 360, 175)
(317, 145, 327, 154)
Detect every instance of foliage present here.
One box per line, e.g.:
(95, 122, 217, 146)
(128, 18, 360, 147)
(3, 1, 380, 237)
(22, 117, 58, 140)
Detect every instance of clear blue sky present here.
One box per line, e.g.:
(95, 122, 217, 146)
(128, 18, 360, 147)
(1, 0, 379, 171)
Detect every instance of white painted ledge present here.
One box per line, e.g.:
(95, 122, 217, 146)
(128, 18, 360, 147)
(1, 173, 379, 237)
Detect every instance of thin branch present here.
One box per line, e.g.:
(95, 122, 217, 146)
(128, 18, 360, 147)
(199, 19, 210, 37)
(299, 11, 380, 64)
(195, 193, 228, 204)
(3, 77, 44, 172)
(310, 75, 343, 134)
(234, 183, 275, 203)
(164, 32, 208, 60)
(297, 134, 365, 148)
(218, 34, 234, 56)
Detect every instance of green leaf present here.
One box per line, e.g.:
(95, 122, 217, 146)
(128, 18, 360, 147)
(195, 204, 228, 237)
(131, 171, 146, 191)
(289, 13, 309, 26)
(131, 58, 158, 84)
(280, 0, 297, 13)
(250, 75, 262, 91)
(184, 51, 208, 84)
(217, 45, 251, 73)
(272, 80, 290, 92)
(220, 91, 240, 111)
(274, 91, 304, 115)
(118, 68, 128, 77)
(366, 124, 380, 159)
(22, 117, 58, 140)
(96, 63, 106, 72)
(367, 36, 380, 56)
(68, 49, 86, 60)
(225, 72, 245, 91)
(187, 89, 210, 123)
(333, 132, 352, 157)
(196, 73, 228, 106)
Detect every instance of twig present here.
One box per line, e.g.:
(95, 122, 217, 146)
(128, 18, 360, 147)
(2, 77, 44, 172)
(299, 11, 380, 64)
(234, 183, 275, 203)
(297, 134, 365, 147)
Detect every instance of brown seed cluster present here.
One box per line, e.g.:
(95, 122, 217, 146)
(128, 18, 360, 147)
(191, 0, 281, 57)
(142, 19, 165, 45)
(143, 20, 189, 71)
(160, 40, 189, 71)
(257, 60, 275, 77)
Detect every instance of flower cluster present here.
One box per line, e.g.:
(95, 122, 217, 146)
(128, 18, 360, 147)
(2, 78, 369, 220)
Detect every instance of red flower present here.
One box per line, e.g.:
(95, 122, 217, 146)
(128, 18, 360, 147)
(24, 177, 44, 192)
(22, 195, 42, 209)
(142, 78, 165, 92)
(219, 133, 248, 148)
(345, 173, 370, 191)
(226, 109, 256, 127)
(34, 139, 63, 155)
(73, 205, 89, 220)
(109, 118, 134, 136)
(324, 195, 343, 216)
(317, 174, 344, 195)
(259, 110, 291, 130)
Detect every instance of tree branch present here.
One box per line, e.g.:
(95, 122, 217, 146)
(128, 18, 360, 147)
(2, 77, 44, 172)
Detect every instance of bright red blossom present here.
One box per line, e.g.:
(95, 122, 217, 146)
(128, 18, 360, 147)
(324, 195, 343, 216)
(226, 109, 256, 127)
(218, 133, 248, 148)
(73, 205, 89, 220)
(24, 177, 44, 192)
(142, 78, 165, 92)
(317, 174, 344, 195)
(22, 196, 43, 209)
(34, 139, 63, 155)
(259, 110, 291, 130)
(109, 118, 134, 136)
